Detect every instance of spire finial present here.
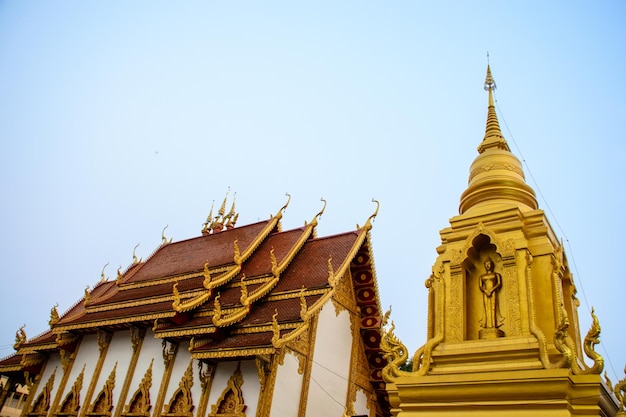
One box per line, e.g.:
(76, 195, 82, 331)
(478, 62, 508, 153)
(484, 62, 496, 92)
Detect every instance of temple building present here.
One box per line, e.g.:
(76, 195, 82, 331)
(380, 66, 624, 416)
(0, 196, 390, 417)
(2, 66, 626, 417)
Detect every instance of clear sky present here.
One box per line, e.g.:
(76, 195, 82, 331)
(1, 1, 625, 384)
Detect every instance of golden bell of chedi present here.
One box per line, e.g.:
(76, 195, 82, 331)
(381, 65, 623, 416)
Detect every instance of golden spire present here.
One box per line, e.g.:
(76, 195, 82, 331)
(458, 64, 537, 214)
(478, 65, 509, 153)
(202, 201, 214, 235)
(218, 189, 229, 217)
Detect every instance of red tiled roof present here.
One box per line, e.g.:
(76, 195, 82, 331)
(124, 220, 273, 283)
(8, 208, 387, 411)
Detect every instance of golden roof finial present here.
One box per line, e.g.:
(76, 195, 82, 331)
(239, 274, 249, 305)
(314, 198, 326, 222)
(299, 286, 308, 320)
(360, 198, 380, 231)
(202, 262, 212, 288)
(479, 61, 509, 153)
(132, 244, 141, 265)
(84, 285, 91, 306)
(213, 293, 222, 320)
(203, 189, 238, 234)
(327, 256, 336, 287)
(233, 239, 242, 265)
(161, 225, 172, 245)
(202, 201, 215, 235)
(271, 309, 280, 345)
(49, 303, 59, 327)
(484, 53, 496, 92)
(225, 193, 238, 229)
(116, 266, 123, 284)
(218, 188, 229, 217)
(270, 247, 278, 276)
(13, 324, 26, 350)
(100, 262, 109, 283)
(278, 193, 291, 217)
(172, 282, 181, 308)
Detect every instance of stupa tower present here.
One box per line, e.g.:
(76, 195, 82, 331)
(380, 66, 618, 416)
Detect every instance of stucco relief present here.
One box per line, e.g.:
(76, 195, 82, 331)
(503, 265, 521, 336)
(28, 367, 56, 417)
(208, 363, 246, 417)
(448, 265, 463, 343)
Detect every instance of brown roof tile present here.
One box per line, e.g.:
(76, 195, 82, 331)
(124, 220, 272, 283)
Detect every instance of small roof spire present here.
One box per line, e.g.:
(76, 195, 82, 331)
(478, 64, 509, 153)
(484, 64, 496, 92)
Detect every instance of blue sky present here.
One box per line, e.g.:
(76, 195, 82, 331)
(1, 1, 625, 383)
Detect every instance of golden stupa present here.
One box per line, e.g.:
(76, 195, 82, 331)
(380, 66, 621, 416)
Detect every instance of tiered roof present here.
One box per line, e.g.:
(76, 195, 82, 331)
(1, 195, 389, 408)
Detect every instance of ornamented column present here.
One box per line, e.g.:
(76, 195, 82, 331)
(152, 340, 179, 417)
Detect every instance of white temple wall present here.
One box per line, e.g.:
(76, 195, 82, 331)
(132, 330, 166, 411)
(164, 341, 203, 416)
(269, 351, 303, 417)
(29, 352, 61, 413)
(102, 330, 133, 415)
(61, 334, 99, 409)
(305, 303, 352, 416)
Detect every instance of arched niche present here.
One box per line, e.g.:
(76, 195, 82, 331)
(462, 234, 505, 340)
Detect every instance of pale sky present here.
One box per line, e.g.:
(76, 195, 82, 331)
(1, 1, 625, 384)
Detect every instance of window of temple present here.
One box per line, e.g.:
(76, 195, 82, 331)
(27, 368, 56, 417)
(54, 365, 85, 417)
(86, 364, 116, 417)
(208, 363, 246, 417)
(56, 391, 79, 417)
(121, 360, 153, 417)
(162, 361, 194, 417)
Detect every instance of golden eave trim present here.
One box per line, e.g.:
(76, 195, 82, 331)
(241, 275, 279, 306)
(153, 326, 218, 339)
(217, 199, 324, 326)
(204, 262, 242, 291)
(154, 319, 304, 340)
(272, 316, 310, 349)
(172, 284, 214, 313)
(0, 365, 22, 372)
(266, 287, 329, 302)
(53, 312, 175, 332)
(17, 343, 58, 354)
(191, 347, 275, 360)
(86, 290, 198, 314)
(119, 266, 230, 291)
(211, 295, 251, 327)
